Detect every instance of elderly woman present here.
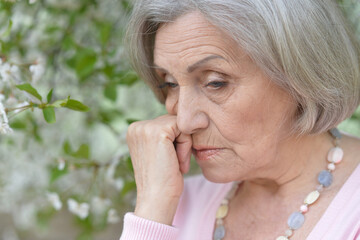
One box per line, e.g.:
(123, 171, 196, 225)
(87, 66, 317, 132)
(120, 0, 360, 239)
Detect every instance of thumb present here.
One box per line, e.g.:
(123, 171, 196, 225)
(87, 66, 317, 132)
(175, 133, 192, 174)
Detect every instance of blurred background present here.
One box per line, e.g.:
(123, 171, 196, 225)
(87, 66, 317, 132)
(0, 0, 359, 239)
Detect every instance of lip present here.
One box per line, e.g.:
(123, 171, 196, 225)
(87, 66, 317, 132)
(192, 146, 223, 161)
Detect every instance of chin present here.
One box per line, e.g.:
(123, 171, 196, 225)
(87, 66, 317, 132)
(200, 168, 238, 183)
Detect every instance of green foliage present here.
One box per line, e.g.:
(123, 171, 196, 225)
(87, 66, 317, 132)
(16, 83, 43, 101)
(63, 99, 90, 112)
(43, 107, 56, 123)
(50, 165, 68, 184)
(1, 19, 12, 38)
(47, 89, 53, 103)
(0, 0, 359, 239)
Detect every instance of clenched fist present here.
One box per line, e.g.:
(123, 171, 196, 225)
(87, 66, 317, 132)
(126, 114, 192, 225)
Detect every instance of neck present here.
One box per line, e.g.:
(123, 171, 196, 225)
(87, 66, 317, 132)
(239, 131, 334, 201)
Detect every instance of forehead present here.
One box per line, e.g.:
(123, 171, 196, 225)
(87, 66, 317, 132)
(153, 11, 239, 66)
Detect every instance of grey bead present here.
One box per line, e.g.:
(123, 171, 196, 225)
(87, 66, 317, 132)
(318, 170, 333, 187)
(330, 128, 342, 139)
(214, 226, 226, 239)
(287, 212, 305, 230)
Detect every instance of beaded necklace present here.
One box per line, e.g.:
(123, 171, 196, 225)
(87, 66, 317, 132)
(213, 128, 343, 240)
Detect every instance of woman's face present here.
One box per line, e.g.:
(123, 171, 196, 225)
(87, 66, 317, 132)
(153, 12, 297, 183)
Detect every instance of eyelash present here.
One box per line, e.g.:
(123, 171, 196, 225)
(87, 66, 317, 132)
(158, 82, 178, 89)
(205, 80, 228, 89)
(157, 73, 229, 90)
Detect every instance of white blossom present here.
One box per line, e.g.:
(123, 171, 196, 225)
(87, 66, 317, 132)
(91, 196, 111, 216)
(67, 198, 89, 219)
(107, 208, 120, 224)
(46, 192, 62, 211)
(29, 61, 45, 83)
(57, 158, 65, 171)
(0, 60, 20, 83)
(0, 63, 12, 82)
(0, 123, 13, 134)
(113, 178, 124, 191)
(29, 0, 37, 4)
(0, 101, 13, 135)
(5, 96, 18, 106)
(13, 203, 37, 230)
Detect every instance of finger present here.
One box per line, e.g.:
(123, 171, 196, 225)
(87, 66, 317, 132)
(179, 154, 191, 174)
(175, 132, 192, 173)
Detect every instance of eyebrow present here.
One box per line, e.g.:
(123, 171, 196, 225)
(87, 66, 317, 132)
(152, 55, 227, 75)
(187, 55, 227, 73)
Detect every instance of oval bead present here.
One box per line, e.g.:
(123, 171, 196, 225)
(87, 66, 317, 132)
(304, 190, 320, 205)
(214, 225, 226, 239)
(318, 170, 333, 187)
(276, 237, 288, 240)
(216, 205, 229, 219)
(327, 147, 344, 164)
(287, 212, 305, 230)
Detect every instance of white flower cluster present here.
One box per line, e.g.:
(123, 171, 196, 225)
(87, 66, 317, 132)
(67, 198, 90, 219)
(0, 95, 13, 135)
(105, 157, 125, 191)
(29, 60, 45, 83)
(45, 194, 120, 224)
(46, 192, 62, 211)
(0, 59, 20, 84)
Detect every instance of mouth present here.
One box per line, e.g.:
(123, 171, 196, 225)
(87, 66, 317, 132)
(192, 146, 224, 161)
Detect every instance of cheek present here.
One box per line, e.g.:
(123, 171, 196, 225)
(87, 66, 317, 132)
(215, 93, 267, 144)
(215, 86, 295, 145)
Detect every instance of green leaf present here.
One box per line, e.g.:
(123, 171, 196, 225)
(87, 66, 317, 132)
(37, 208, 56, 230)
(62, 36, 76, 51)
(75, 48, 97, 80)
(47, 89, 53, 103)
(16, 83, 42, 101)
(117, 71, 139, 86)
(51, 99, 68, 108)
(63, 140, 73, 155)
(73, 144, 90, 159)
(1, 19, 12, 38)
(63, 99, 90, 112)
(9, 119, 27, 129)
(103, 65, 115, 79)
(76, 231, 94, 240)
(50, 165, 68, 184)
(126, 118, 139, 125)
(126, 156, 134, 173)
(121, 180, 136, 196)
(43, 107, 56, 123)
(104, 83, 117, 101)
(97, 21, 112, 46)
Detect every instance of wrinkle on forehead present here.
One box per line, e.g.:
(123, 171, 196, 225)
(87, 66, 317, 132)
(153, 11, 243, 68)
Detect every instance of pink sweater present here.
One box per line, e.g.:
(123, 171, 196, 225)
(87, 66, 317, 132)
(120, 164, 360, 240)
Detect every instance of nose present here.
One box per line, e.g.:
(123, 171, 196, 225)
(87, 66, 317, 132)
(175, 87, 209, 135)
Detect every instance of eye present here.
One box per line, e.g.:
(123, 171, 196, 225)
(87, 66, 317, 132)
(205, 81, 228, 89)
(204, 71, 229, 90)
(158, 82, 179, 89)
(157, 74, 178, 89)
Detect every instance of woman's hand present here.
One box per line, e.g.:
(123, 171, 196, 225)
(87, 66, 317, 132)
(126, 114, 192, 225)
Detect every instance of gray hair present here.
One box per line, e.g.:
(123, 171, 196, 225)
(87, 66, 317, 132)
(125, 0, 360, 134)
